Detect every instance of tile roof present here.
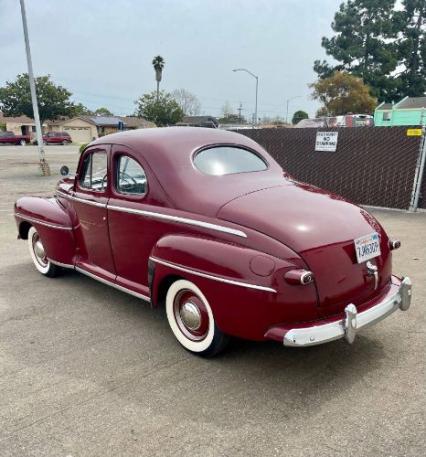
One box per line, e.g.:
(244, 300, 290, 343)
(0, 115, 35, 124)
(396, 97, 426, 109)
(377, 103, 393, 110)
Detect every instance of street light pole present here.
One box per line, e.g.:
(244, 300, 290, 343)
(233, 68, 258, 126)
(19, 0, 50, 176)
(285, 95, 302, 124)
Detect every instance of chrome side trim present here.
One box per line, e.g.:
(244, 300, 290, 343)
(55, 190, 69, 199)
(48, 259, 75, 269)
(150, 256, 277, 293)
(107, 204, 247, 238)
(283, 276, 412, 347)
(75, 266, 151, 302)
(55, 191, 106, 208)
(55, 191, 247, 238)
(15, 213, 73, 231)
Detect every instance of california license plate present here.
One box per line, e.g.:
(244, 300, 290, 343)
(354, 232, 381, 263)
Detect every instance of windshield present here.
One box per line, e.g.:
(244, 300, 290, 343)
(193, 146, 267, 176)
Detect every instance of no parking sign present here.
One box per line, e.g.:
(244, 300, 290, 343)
(315, 131, 338, 152)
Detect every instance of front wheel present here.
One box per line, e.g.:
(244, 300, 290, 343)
(28, 227, 60, 277)
(20, 139, 26, 146)
(165, 279, 229, 357)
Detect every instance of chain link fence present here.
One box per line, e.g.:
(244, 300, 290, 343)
(236, 126, 425, 210)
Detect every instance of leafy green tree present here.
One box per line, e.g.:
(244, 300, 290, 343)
(311, 72, 377, 116)
(152, 56, 165, 101)
(0, 74, 77, 122)
(135, 91, 183, 126)
(218, 113, 247, 124)
(69, 102, 92, 116)
(314, 0, 398, 101)
(393, 0, 426, 98)
(292, 110, 309, 125)
(93, 107, 113, 116)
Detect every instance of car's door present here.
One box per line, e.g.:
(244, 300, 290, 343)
(107, 145, 160, 299)
(72, 146, 116, 280)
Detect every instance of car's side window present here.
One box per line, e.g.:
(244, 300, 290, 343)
(80, 151, 108, 192)
(116, 155, 147, 196)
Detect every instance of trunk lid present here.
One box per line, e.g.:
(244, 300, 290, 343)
(218, 183, 392, 314)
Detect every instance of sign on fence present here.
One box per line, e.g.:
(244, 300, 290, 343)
(315, 131, 338, 152)
(406, 128, 422, 137)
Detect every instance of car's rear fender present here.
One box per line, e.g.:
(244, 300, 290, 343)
(149, 234, 320, 340)
(15, 196, 76, 266)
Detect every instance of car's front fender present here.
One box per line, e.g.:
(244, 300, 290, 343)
(15, 196, 76, 266)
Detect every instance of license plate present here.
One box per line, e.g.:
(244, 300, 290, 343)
(354, 232, 381, 263)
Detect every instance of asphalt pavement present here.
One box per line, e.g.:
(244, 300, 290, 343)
(0, 145, 424, 457)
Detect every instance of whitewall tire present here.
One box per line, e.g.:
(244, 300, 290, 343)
(165, 279, 229, 357)
(28, 227, 60, 277)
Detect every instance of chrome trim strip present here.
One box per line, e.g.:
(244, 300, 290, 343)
(15, 213, 73, 231)
(149, 256, 277, 293)
(55, 190, 69, 199)
(107, 204, 247, 238)
(55, 191, 246, 238)
(283, 277, 412, 347)
(48, 259, 75, 269)
(75, 266, 151, 302)
(55, 191, 106, 208)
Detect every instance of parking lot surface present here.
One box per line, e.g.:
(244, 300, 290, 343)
(0, 145, 425, 457)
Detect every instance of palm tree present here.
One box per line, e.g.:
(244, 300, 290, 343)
(152, 55, 165, 102)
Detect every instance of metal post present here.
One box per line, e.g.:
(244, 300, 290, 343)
(285, 96, 301, 124)
(286, 99, 289, 124)
(254, 75, 258, 127)
(232, 68, 259, 127)
(410, 128, 426, 211)
(19, 0, 50, 176)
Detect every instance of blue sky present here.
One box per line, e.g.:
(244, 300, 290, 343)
(0, 0, 341, 119)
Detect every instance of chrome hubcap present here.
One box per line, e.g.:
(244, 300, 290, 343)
(179, 301, 202, 330)
(34, 240, 45, 260)
(32, 233, 47, 267)
(173, 290, 209, 341)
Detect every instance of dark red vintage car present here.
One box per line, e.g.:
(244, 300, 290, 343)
(0, 131, 31, 145)
(14, 127, 412, 356)
(33, 131, 72, 145)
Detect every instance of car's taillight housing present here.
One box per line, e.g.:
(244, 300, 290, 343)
(389, 239, 401, 250)
(284, 269, 314, 285)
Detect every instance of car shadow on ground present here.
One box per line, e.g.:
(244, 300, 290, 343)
(2, 263, 388, 419)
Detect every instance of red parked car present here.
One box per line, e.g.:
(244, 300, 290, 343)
(42, 131, 72, 145)
(0, 131, 31, 145)
(14, 128, 411, 356)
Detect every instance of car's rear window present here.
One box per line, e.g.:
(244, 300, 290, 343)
(193, 146, 267, 176)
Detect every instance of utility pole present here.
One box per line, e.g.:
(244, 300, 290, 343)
(285, 95, 302, 124)
(19, 0, 50, 176)
(237, 103, 243, 122)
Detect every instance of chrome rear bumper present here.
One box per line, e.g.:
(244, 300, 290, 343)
(284, 277, 412, 347)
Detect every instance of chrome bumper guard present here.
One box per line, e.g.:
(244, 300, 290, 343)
(284, 277, 412, 347)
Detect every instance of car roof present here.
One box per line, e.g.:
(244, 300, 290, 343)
(90, 127, 285, 217)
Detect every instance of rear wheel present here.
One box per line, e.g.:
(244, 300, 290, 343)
(20, 139, 26, 146)
(28, 227, 60, 277)
(165, 279, 229, 357)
